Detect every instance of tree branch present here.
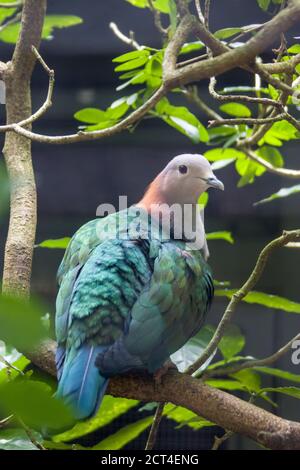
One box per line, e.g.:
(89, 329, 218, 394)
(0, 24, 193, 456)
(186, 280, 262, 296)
(186, 229, 300, 375)
(2, 0, 47, 296)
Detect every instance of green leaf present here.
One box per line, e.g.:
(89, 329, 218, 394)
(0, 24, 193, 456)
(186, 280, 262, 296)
(256, 146, 283, 168)
(219, 324, 245, 359)
(204, 147, 245, 161)
(157, 99, 209, 143)
(0, 429, 41, 450)
(171, 325, 216, 372)
(0, 355, 30, 385)
(54, 396, 138, 442)
(288, 44, 300, 54)
(206, 231, 234, 244)
(164, 404, 214, 430)
(231, 369, 261, 392)
(42, 15, 83, 39)
(115, 56, 149, 72)
(215, 289, 300, 314)
(74, 108, 108, 124)
(0, 295, 48, 352)
(235, 157, 265, 187)
(92, 416, 153, 450)
(211, 158, 236, 171)
(180, 41, 204, 54)
(254, 366, 300, 383)
(259, 120, 298, 147)
(205, 378, 246, 391)
(0, 380, 75, 431)
(198, 191, 209, 208)
(0, 6, 17, 27)
(113, 49, 150, 63)
(214, 27, 243, 40)
(257, 0, 271, 10)
(259, 386, 300, 399)
(125, 0, 149, 7)
(0, 15, 83, 44)
(220, 103, 251, 117)
(152, 0, 170, 13)
(254, 184, 300, 206)
(36, 237, 71, 250)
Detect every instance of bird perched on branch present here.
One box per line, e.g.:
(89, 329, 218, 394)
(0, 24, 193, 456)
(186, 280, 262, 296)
(55, 154, 224, 419)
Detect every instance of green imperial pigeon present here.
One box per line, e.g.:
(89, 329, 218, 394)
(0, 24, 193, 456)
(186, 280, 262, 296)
(55, 154, 224, 419)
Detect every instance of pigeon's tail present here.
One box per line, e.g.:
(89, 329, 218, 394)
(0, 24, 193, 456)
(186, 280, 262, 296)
(56, 344, 108, 420)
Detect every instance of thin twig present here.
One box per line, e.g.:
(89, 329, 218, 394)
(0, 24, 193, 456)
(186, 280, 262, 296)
(145, 403, 165, 450)
(109, 22, 141, 50)
(244, 148, 300, 179)
(212, 430, 234, 450)
(18, 417, 46, 451)
(148, 0, 168, 37)
(184, 85, 222, 120)
(204, 0, 211, 29)
(195, 0, 205, 23)
(208, 114, 286, 128)
(0, 415, 13, 428)
(203, 332, 300, 379)
(186, 229, 300, 375)
(208, 76, 284, 109)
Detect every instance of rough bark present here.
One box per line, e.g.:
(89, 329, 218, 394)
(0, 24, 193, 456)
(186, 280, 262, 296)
(2, 0, 47, 296)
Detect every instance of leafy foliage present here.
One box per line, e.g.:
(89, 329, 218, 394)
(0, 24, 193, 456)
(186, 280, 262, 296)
(0, 15, 83, 44)
(215, 289, 300, 314)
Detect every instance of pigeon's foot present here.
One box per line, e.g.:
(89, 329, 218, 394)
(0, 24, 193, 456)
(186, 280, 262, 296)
(153, 359, 177, 386)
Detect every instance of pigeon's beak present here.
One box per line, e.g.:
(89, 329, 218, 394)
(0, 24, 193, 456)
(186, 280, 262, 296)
(206, 175, 224, 191)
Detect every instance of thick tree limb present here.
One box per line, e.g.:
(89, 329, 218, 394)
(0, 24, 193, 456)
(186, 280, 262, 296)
(26, 340, 300, 450)
(2, 0, 47, 296)
(2, 3, 300, 144)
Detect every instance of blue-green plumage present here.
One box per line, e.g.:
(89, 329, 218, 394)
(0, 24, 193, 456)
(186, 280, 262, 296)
(55, 207, 213, 419)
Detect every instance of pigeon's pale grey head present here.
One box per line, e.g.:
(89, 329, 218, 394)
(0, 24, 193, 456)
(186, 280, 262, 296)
(139, 154, 224, 209)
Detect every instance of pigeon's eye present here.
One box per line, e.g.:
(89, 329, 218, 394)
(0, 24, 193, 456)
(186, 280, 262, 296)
(179, 165, 188, 174)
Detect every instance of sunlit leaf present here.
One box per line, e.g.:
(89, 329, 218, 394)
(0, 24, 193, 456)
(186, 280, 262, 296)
(257, 0, 271, 11)
(259, 386, 300, 399)
(204, 148, 245, 161)
(205, 378, 246, 391)
(254, 184, 300, 206)
(114, 56, 149, 72)
(180, 41, 204, 54)
(198, 191, 209, 208)
(256, 146, 283, 168)
(74, 108, 107, 124)
(36, 238, 71, 250)
(0, 15, 83, 43)
(220, 103, 251, 117)
(254, 366, 300, 383)
(206, 231, 234, 244)
(215, 289, 300, 314)
(288, 44, 300, 54)
(53, 396, 138, 442)
(164, 404, 214, 430)
(113, 49, 150, 63)
(231, 369, 261, 392)
(219, 324, 245, 359)
(92, 416, 153, 450)
(211, 158, 235, 171)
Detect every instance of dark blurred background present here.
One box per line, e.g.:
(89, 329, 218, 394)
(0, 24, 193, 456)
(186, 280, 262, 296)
(0, 0, 300, 450)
